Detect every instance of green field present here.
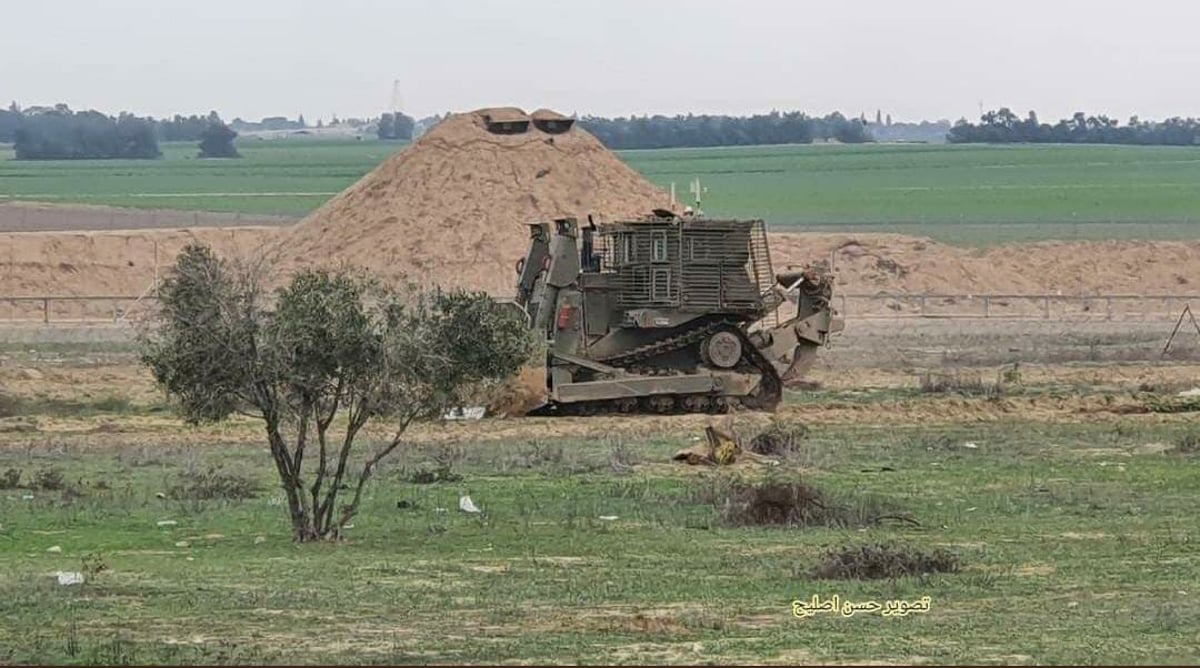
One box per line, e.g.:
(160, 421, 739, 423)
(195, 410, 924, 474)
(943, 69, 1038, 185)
(1, 388, 1198, 663)
(2, 140, 1200, 243)
(629, 143, 1200, 243)
(0, 140, 394, 216)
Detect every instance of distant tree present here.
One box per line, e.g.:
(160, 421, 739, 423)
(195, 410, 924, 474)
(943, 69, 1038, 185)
(158, 114, 210, 141)
(297, 113, 307, 128)
(141, 245, 532, 541)
(833, 116, 870, 143)
(392, 112, 414, 140)
(0, 107, 20, 143)
(875, 109, 882, 125)
(377, 112, 395, 140)
(13, 105, 160, 159)
(947, 107, 1199, 145)
(885, 113, 892, 126)
(198, 120, 240, 158)
(376, 112, 414, 140)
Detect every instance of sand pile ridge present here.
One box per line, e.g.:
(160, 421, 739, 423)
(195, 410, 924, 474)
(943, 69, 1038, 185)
(273, 107, 670, 295)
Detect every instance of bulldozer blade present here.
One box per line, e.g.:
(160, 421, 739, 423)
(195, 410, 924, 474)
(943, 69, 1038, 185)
(780, 342, 820, 385)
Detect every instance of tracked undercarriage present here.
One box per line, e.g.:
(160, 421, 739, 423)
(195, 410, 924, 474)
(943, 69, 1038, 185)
(514, 213, 842, 416)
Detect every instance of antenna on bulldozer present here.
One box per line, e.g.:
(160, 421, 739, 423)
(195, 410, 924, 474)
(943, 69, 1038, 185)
(689, 178, 707, 213)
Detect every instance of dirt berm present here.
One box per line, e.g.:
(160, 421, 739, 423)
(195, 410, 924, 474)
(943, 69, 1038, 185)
(270, 107, 671, 295)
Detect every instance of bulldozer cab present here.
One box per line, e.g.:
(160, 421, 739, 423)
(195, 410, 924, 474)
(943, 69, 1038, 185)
(591, 216, 780, 318)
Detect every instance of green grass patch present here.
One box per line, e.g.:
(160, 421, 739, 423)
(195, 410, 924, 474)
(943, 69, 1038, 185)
(0, 419, 1198, 663)
(5, 141, 1200, 243)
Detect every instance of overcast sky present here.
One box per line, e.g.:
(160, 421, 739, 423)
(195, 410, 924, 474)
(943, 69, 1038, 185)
(4, 0, 1198, 123)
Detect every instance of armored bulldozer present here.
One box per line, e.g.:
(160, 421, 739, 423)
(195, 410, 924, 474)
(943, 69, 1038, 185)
(513, 211, 842, 415)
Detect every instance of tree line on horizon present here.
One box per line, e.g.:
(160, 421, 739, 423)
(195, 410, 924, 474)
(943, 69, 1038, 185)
(948, 108, 1200, 146)
(0, 103, 240, 160)
(4, 102, 1199, 157)
(577, 111, 871, 149)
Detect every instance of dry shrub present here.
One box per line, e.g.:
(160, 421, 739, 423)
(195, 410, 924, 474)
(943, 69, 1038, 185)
(167, 465, 260, 501)
(485, 364, 547, 416)
(810, 542, 960, 580)
(33, 467, 66, 491)
(0, 467, 21, 490)
(607, 438, 639, 474)
(706, 477, 913, 529)
(406, 466, 463, 484)
(0, 393, 22, 418)
(1177, 432, 1200, 454)
(747, 418, 809, 457)
(919, 371, 1002, 397)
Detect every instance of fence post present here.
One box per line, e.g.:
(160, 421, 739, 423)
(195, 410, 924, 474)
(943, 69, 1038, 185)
(42, 298, 49, 324)
(983, 295, 990, 318)
(1043, 296, 1050, 319)
(1106, 296, 1113, 321)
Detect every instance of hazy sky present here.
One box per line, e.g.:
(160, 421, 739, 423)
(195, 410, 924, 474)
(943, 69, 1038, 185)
(4, 0, 1199, 123)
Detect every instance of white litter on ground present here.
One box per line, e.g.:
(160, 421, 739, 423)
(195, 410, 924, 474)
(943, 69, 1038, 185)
(443, 406, 486, 421)
(55, 571, 84, 586)
(459, 495, 482, 514)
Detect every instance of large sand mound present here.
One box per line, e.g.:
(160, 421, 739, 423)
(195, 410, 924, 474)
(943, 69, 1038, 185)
(272, 107, 670, 294)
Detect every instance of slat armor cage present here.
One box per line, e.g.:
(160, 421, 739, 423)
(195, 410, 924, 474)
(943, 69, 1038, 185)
(596, 217, 779, 316)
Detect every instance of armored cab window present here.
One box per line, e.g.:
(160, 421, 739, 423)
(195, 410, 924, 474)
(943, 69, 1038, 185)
(651, 267, 671, 302)
(651, 231, 668, 262)
(623, 233, 635, 263)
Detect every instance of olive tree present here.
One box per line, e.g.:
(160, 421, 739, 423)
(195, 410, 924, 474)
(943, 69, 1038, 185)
(142, 244, 531, 541)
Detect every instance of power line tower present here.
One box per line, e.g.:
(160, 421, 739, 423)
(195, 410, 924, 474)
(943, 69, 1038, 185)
(390, 79, 403, 115)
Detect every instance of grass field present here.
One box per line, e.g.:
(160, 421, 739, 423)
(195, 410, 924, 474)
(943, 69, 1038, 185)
(0, 140, 393, 216)
(1, 337, 1199, 664)
(3, 140, 1200, 243)
(628, 143, 1200, 243)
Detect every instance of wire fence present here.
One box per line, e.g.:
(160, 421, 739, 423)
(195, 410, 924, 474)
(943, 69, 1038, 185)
(0, 205, 296, 233)
(837, 293, 1200, 322)
(1, 292, 1197, 325)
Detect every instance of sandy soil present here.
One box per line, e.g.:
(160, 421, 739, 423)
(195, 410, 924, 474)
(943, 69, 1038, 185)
(0, 201, 293, 233)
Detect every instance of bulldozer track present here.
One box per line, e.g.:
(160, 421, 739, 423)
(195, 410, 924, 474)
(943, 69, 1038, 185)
(597, 318, 733, 367)
(533, 321, 782, 417)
